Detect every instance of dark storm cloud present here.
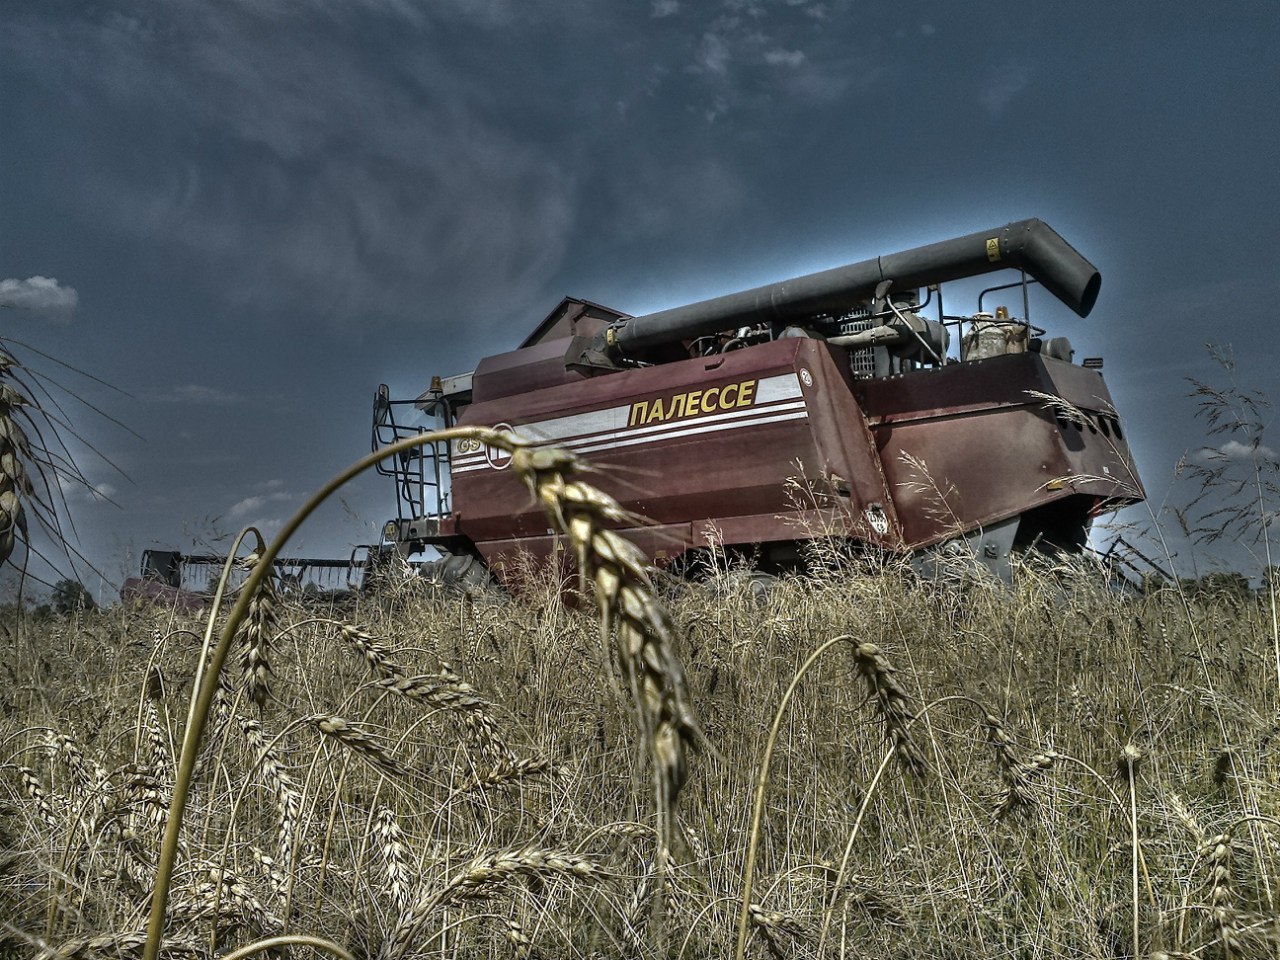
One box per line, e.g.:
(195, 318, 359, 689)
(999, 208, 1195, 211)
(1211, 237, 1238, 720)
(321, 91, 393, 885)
(4, 2, 579, 331)
(2, 0, 886, 336)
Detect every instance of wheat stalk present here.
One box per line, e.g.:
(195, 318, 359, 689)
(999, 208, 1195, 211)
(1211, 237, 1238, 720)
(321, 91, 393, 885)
(374, 806, 412, 913)
(237, 537, 279, 710)
(312, 714, 408, 779)
(380, 845, 597, 960)
(0, 356, 34, 567)
(748, 903, 806, 959)
(1119, 743, 1145, 960)
(508, 444, 703, 852)
(850, 642, 925, 775)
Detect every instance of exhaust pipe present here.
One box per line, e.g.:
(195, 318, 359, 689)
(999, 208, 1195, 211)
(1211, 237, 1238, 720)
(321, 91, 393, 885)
(609, 218, 1100, 356)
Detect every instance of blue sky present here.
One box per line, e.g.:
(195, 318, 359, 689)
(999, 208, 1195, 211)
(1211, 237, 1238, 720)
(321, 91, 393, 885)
(2, 0, 1277, 596)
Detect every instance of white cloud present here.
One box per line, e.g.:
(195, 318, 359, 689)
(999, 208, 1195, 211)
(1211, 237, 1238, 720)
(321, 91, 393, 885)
(229, 491, 291, 517)
(0, 276, 78, 320)
(1198, 439, 1278, 463)
(229, 496, 267, 517)
(56, 475, 118, 504)
(678, 2, 880, 120)
(696, 31, 731, 75)
(764, 48, 805, 67)
(981, 68, 1030, 117)
(90, 482, 118, 501)
(651, 0, 679, 17)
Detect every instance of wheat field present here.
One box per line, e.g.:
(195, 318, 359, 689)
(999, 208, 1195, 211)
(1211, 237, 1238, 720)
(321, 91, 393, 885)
(2, 549, 1277, 960)
(1, 367, 1276, 959)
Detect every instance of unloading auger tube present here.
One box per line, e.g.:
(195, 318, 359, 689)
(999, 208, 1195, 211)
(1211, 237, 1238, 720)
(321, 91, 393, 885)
(603, 218, 1100, 357)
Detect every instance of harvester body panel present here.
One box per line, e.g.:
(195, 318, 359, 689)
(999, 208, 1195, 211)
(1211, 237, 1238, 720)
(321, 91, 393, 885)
(450, 338, 902, 575)
(856, 354, 1140, 551)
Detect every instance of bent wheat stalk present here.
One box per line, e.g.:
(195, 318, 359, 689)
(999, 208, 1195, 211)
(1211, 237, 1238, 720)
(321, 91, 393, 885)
(381, 845, 597, 960)
(510, 445, 703, 857)
(735, 634, 925, 960)
(142, 426, 698, 960)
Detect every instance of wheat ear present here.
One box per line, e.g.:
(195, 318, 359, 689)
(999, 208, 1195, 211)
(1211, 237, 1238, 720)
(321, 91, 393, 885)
(342, 623, 515, 761)
(0, 355, 34, 566)
(237, 534, 280, 710)
(312, 714, 408, 778)
(850, 642, 925, 775)
(748, 903, 806, 959)
(509, 444, 703, 848)
(1201, 829, 1240, 955)
(380, 846, 597, 960)
(458, 756, 556, 793)
(984, 712, 1057, 818)
(374, 805, 412, 913)
(240, 718, 303, 875)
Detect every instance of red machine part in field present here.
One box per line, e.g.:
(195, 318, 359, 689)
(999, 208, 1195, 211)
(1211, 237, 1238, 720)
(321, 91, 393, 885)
(372, 218, 1144, 587)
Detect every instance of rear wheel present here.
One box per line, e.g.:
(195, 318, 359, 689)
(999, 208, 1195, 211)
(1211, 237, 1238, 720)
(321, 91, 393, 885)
(418, 554, 498, 595)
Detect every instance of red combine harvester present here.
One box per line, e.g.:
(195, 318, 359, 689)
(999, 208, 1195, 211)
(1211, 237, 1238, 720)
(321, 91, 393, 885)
(373, 219, 1143, 588)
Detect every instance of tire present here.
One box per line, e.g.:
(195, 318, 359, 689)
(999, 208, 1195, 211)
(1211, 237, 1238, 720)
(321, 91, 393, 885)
(419, 554, 498, 595)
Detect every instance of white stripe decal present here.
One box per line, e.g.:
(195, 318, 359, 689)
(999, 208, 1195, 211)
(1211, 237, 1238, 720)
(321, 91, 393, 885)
(575, 409, 810, 455)
(451, 400, 807, 469)
(456, 397, 805, 460)
(451, 372, 806, 471)
(570, 401, 806, 450)
(452, 405, 809, 473)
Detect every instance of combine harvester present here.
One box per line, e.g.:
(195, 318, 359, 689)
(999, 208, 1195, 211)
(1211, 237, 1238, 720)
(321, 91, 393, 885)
(372, 218, 1144, 590)
(120, 548, 372, 608)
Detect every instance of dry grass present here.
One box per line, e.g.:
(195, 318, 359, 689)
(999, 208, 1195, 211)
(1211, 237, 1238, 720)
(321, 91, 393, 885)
(0, 368, 1274, 958)
(4, 558, 1280, 959)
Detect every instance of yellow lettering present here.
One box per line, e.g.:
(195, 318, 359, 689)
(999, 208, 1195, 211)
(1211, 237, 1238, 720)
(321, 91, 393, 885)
(631, 382, 759, 427)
